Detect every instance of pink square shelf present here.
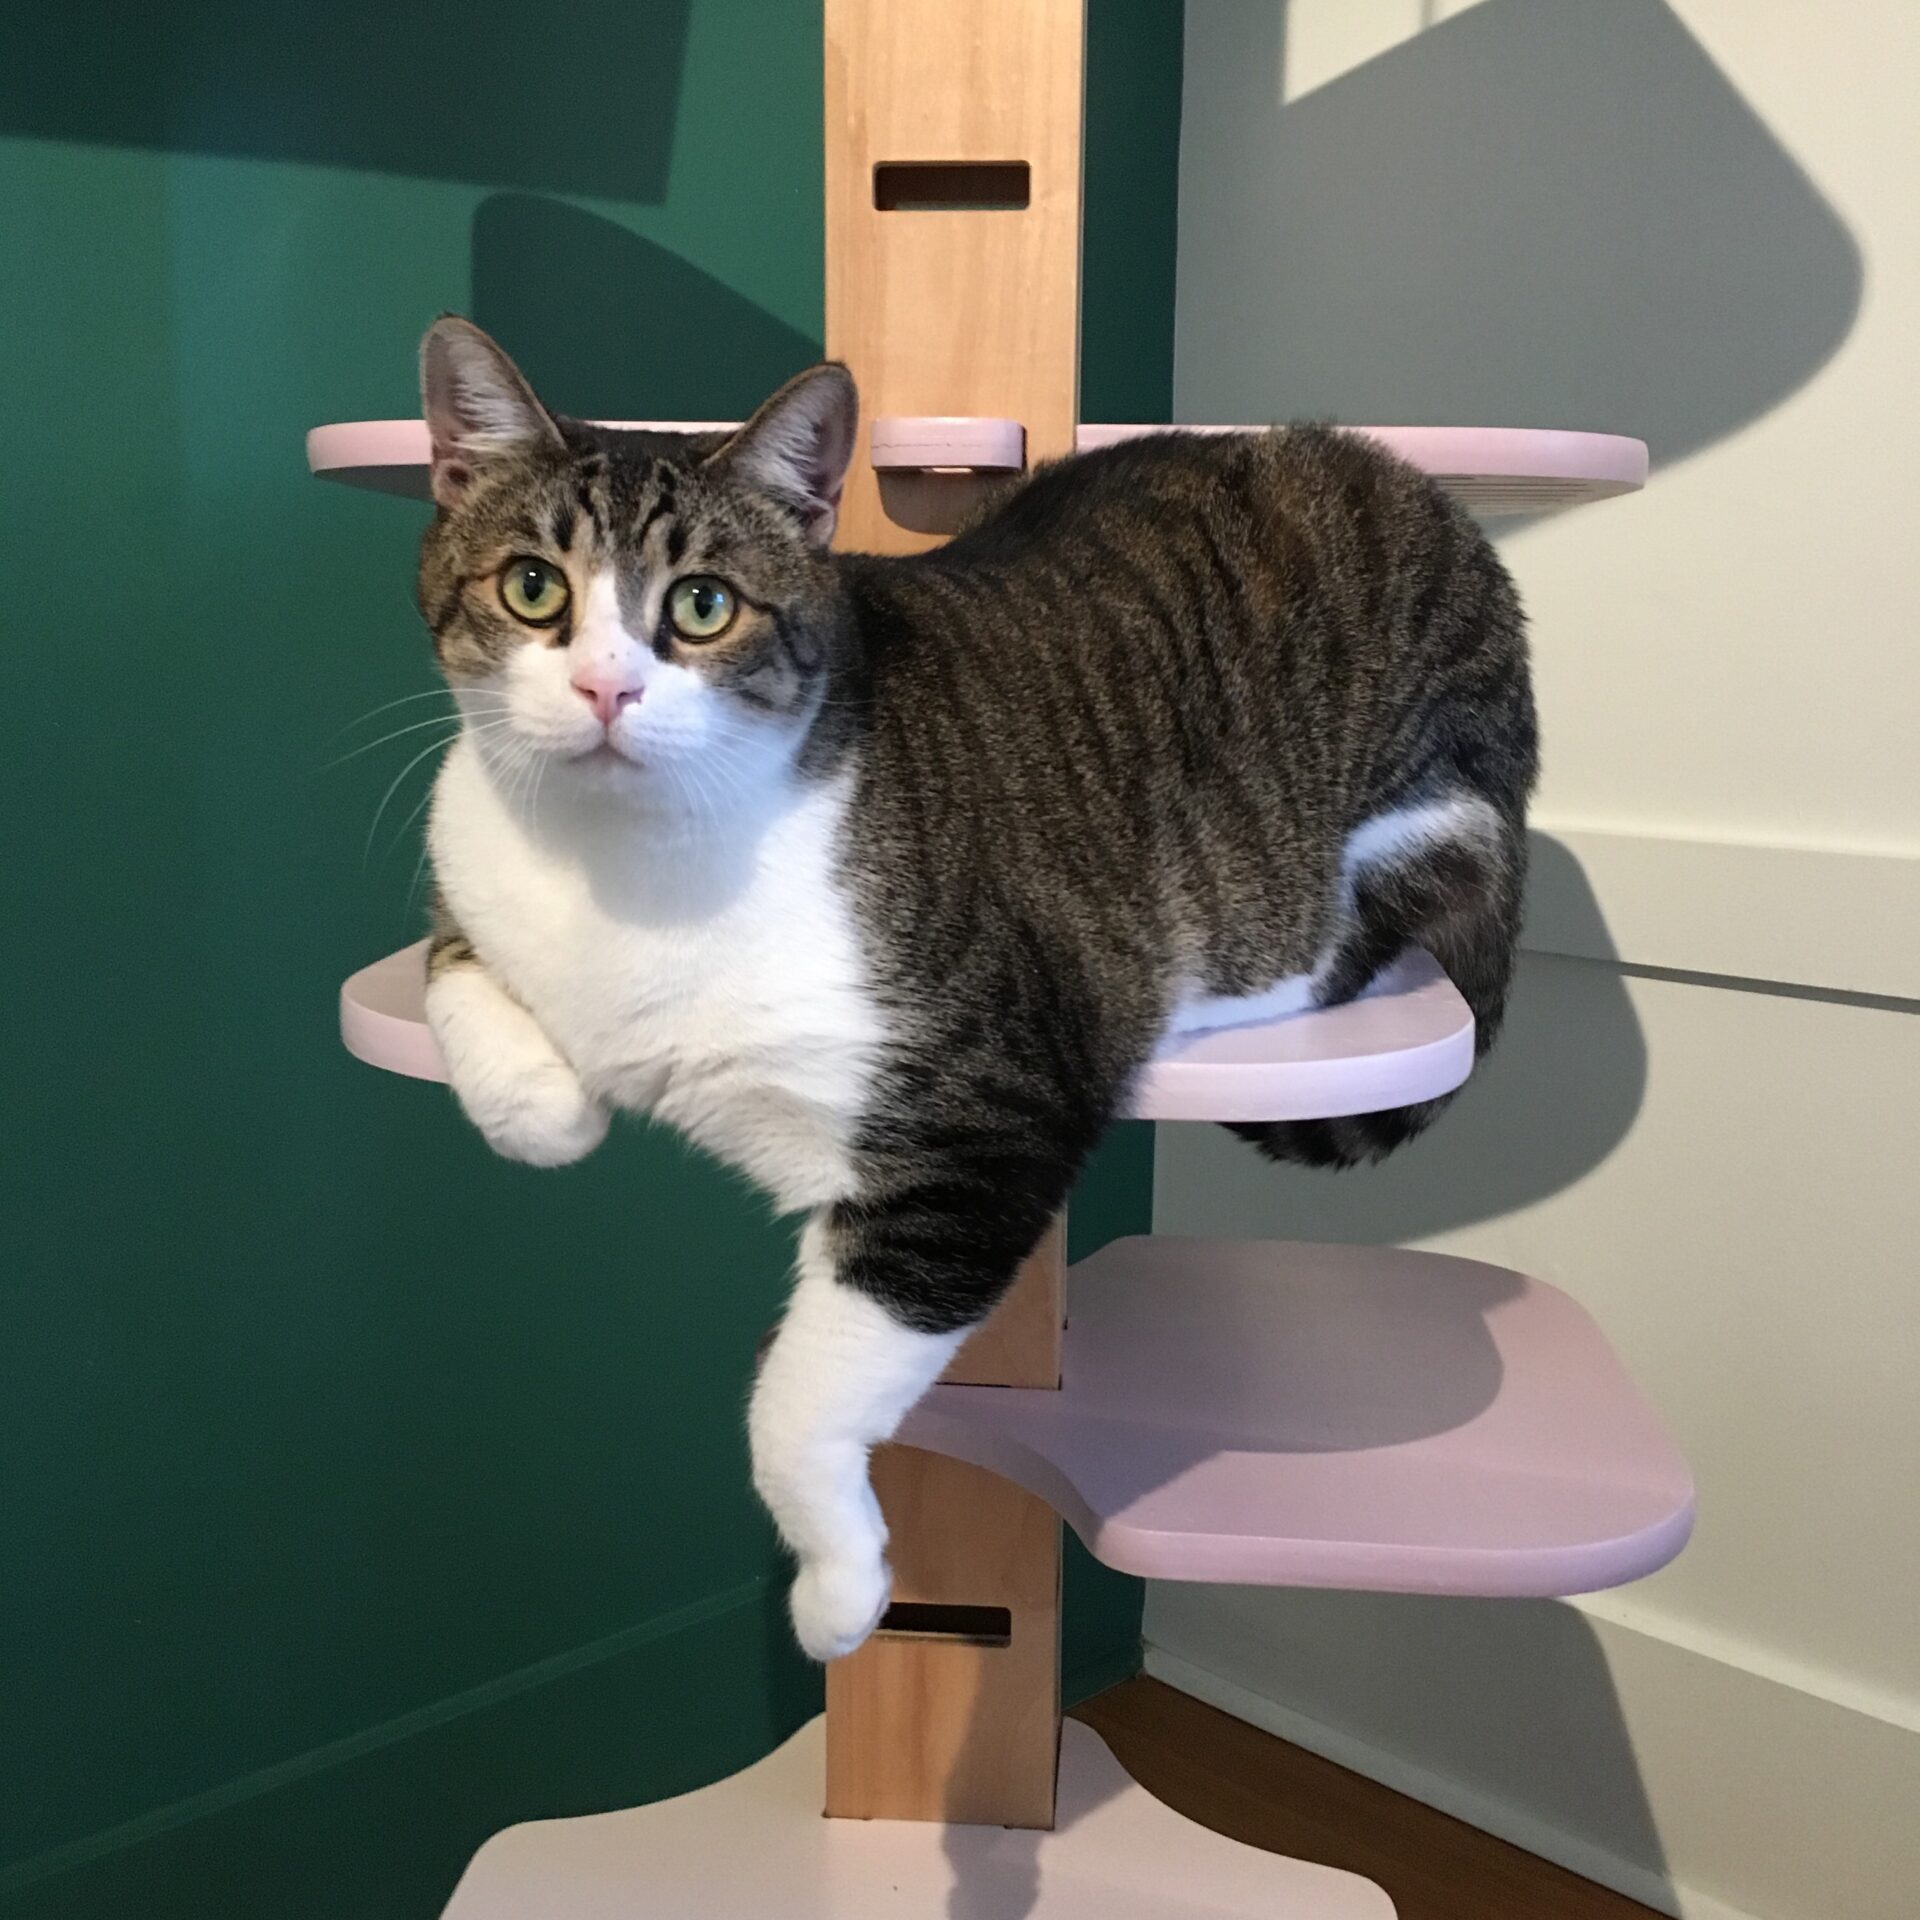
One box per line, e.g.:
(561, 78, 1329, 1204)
(907, 1236, 1694, 1595)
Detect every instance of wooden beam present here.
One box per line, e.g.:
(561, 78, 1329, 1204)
(825, 0, 1086, 551)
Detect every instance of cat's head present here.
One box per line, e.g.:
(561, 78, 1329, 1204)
(417, 316, 857, 808)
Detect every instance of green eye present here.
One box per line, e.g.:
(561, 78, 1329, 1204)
(499, 557, 570, 625)
(667, 575, 737, 642)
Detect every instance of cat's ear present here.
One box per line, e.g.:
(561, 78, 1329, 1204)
(709, 363, 858, 546)
(419, 316, 563, 508)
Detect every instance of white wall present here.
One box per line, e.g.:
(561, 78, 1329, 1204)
(1157, 5, 1920, 1916)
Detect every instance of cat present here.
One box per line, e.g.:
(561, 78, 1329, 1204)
(414, 316, 1536, 1660)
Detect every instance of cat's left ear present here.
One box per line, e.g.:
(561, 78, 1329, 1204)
(709, 363, 858, 547)
(420, 315, 564, 509)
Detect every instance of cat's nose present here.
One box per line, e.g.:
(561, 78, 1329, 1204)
(570, 667, 644, 728)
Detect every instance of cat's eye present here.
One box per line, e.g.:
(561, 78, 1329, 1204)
(667, 575, 737, 642)
(498, 557, 571, 625)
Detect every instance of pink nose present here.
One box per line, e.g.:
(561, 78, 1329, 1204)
(570, 670, 644, 728)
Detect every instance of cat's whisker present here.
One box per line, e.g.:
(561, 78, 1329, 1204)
(380, 781, 439, 874)
(359, 718, 511, 871)
(524, 735, 551, 830)
(320, 711, 483, 773)
(403, 844, 433, 931)
(362, 730, 467, 866)
(323, 687, 465, 748)
(374, 726, 515, 875)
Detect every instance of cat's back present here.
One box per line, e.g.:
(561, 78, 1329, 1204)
(938, 424, 1465, 576)
(831, 420, 1531, 1001)
(840, 423, 1521, 786)
(848, 424, 1509, 687)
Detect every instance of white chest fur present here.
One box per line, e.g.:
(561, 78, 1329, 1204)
(429, 740, 886, 1212)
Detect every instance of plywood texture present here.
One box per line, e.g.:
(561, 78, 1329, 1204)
(826, 1448, 1061, 1827)
(824, 0, 1086, 552)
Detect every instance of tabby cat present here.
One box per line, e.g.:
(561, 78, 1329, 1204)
(415, 317, 1535, 1660)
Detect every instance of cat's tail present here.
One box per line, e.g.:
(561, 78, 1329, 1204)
(1228, 797, 1526, 1170)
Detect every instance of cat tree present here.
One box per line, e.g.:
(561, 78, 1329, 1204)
(310, 4, 1689, 1911)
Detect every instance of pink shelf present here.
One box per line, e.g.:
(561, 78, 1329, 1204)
(339, 942, 1475, 1122)
(304, 418, 738, 496)
(870, 413, 1026, 471)
(1079, 423, 1647, 513)
(339, 941, 444, 1083)
(904, 1235, 1695, 1595)
(439, 1714, 1394, 1920)
(1139, 949, 1472, 1120)
(307, 416, 1645, 513)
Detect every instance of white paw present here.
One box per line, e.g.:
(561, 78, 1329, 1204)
(789, 1552, 892, 1662)
(462, 1058, 610, 1167)
(427, 969, 611, 1167)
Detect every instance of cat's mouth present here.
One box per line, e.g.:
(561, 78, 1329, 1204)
(574, 738, 646, 773)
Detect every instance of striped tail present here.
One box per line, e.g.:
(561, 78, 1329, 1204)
(1229, 802, 1525, 1170)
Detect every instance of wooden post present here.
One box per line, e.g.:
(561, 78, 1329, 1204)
(825, 1229, 1066, 1827)
(824, 0, 1085, 559)
(821, 0, 1086, 1824)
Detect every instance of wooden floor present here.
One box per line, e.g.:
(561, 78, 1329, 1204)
(1072, 1678, 1660, 1920)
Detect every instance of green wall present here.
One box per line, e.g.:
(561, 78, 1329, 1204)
(0, 5, 1180, 1914)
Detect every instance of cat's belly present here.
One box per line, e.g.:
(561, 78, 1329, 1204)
(431, 746, 886, 1212)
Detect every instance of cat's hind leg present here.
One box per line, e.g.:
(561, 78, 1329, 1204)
(749, 1214, 968, 1661)
(424, 933, 610, 1167)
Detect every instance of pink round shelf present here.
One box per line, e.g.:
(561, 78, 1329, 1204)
(339, 942, 1475, 1122)
(905, 1235, 1696, 1596)
(307, 417, 1645, 513)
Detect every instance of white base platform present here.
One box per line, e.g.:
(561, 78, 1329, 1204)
(439, 1716, 1394, 1919)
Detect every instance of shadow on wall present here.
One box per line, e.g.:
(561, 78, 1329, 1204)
(0, 3, 691, 200)
(1159, 837, 1647, 1244)
(470, 196, 823, 418)
(1151, 1586, 1675, 1915)
(1177, 0, 1862, 466)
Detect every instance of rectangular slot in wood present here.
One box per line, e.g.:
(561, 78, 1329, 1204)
(873, 160, 1030, 210)
(875, 1601, 1014, 1647)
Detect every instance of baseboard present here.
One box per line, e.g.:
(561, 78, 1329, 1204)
(1145, 1645, 1739, 1919)
(1145, 1588, 1920, 1920)
(7, 1578, 822, 1920)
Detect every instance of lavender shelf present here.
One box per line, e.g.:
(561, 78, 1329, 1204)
(906, 1236, 1695, 1594)
(440, 1715, 1392, 1920)
(306, 417, 1646, 514)
(339, 942, 1476, 1122)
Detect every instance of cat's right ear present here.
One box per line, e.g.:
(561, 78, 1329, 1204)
(420, 316, 563, 509)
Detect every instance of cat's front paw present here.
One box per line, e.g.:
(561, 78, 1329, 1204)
(465, 1058, 610, 1167)
(789, 1552, 892, 1662)
(427, 969, 611, 1167)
